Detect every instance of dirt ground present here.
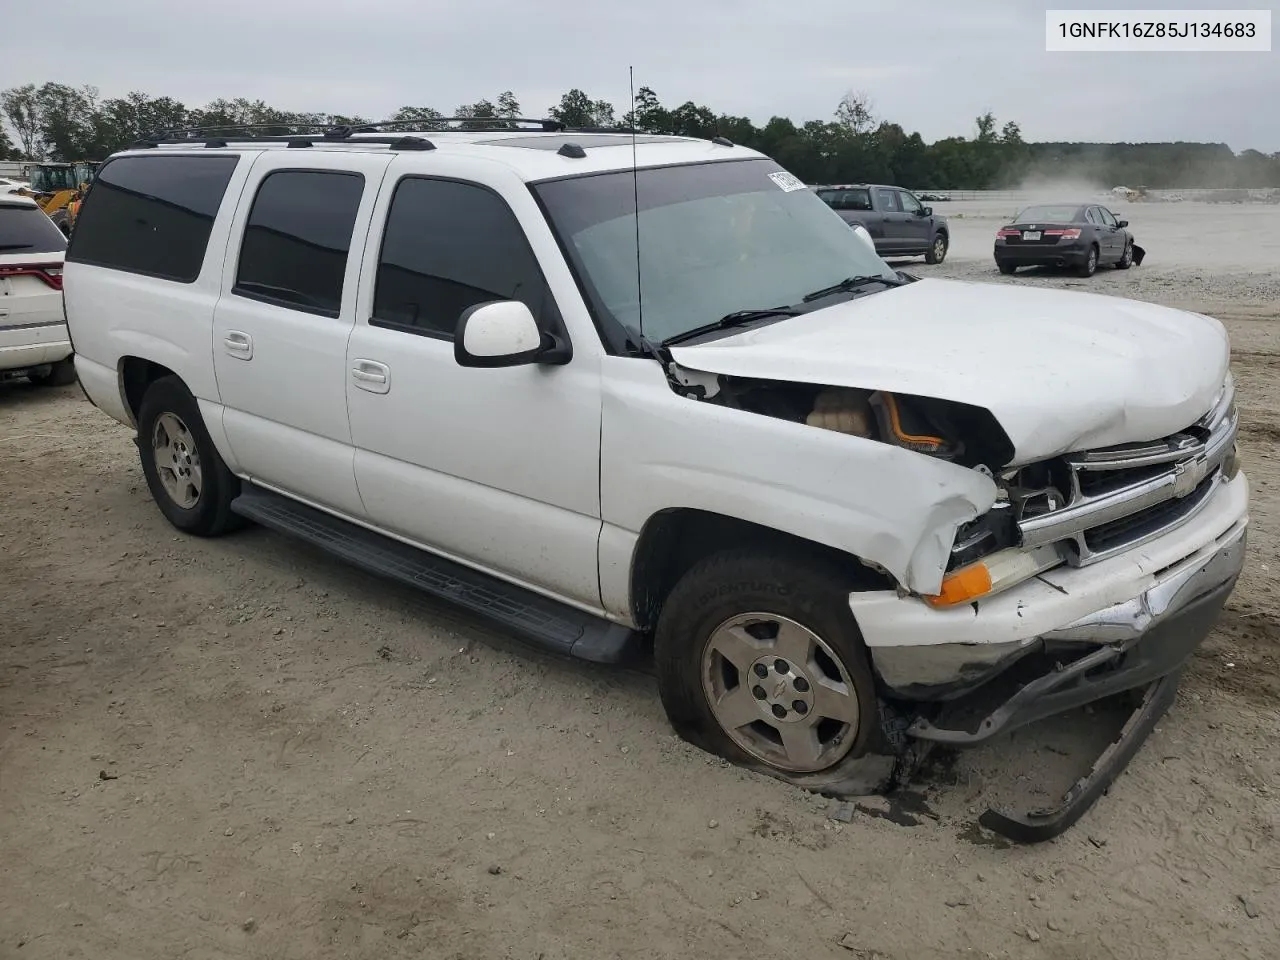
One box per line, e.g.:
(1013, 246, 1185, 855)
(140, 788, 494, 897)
(2, 199, 1277, 960)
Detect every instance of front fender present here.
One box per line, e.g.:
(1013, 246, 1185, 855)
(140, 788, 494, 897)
(599, 358, 997, 595)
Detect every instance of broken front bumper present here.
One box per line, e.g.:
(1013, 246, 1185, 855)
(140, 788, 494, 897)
(852, 470, 1248, 743)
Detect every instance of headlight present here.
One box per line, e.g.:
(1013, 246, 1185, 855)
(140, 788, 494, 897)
(924, 543, 1065, 608)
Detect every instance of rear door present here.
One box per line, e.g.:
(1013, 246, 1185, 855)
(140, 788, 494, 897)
(872, 186, 905, 253)
(0, 202, 68, 365)
(212, 151, 392, 517)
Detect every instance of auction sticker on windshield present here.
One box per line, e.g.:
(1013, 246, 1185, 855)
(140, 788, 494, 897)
(768, 171, 807, 192)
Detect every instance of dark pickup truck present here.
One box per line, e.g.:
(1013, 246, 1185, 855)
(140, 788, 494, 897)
(814, 183, 949, 264)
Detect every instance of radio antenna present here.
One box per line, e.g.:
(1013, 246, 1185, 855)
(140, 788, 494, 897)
(629, 65, 645, 343)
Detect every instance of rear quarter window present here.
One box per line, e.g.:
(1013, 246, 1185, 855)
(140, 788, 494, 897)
(66, 154, 239, 282)
(0, 203, 67, 254)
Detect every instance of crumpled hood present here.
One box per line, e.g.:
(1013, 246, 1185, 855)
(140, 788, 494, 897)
(669, 278, 1230, 465)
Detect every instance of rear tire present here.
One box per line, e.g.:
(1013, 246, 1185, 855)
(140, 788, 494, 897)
(28, 357, 77, 386)
(1077, 244, 1099, 277)
(997, 262, 1017, 275)
(654, 549, 895, 795)
(137, 375, 244, 537)
(925, 232, 948, 265)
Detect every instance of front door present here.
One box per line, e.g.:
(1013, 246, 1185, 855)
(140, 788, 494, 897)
(344, 157, 604, 609)
(895, 190, 933, 252)
(873, 186, 906, 253)
(1097, 206, 1124, 261)
(212, 151, 392, 517)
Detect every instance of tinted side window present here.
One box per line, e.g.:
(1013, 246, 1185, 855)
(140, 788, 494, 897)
(0, 203, 68, 253)
(65, 154, 238, 282)
(874, 187, 900, 212)
(897, 191, 922, 215)
(830, 188, 871, 211)
(234, 170, 364, 317)
(1099, 208, 1118, 227)
(1084, 207, 1099, 224)
(373, 178, 549, 339)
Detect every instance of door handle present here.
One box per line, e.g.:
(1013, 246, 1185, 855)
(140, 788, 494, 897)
(224, 330, 253, 360)
(352, 359, 390, 394)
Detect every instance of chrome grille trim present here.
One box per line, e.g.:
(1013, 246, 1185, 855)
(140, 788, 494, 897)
(1017, 378, 1238, 565)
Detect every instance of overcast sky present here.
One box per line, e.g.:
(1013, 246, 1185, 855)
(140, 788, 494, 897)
(2, 0, 1276, 152)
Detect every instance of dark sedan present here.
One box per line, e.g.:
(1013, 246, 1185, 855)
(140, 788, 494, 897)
(993, 202, 1145, 277)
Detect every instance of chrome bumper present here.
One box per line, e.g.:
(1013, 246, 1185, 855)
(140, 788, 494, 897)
(884, 517, 1245, 743)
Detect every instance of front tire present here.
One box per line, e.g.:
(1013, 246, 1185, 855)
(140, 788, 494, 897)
(925, 232, 948, 265)
(654, 549, 892, 793)
(1115, 240, 1133, 269)
(28, 357, 77, 386)
(137, 376, 244, 537)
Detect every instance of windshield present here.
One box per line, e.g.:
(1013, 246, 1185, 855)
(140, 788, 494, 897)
(0, 203, 68, 253)
(533, 158, 894, 344)
(1013, 204, 1082, 223)
(29, 166, 81, 193)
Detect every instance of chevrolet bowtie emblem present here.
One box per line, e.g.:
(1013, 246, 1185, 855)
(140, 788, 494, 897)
(1173, 457, 1207, 498)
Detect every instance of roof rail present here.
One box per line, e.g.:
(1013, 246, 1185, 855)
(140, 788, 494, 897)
(129, 133, 438, 152)
(133, 116, 565, 143)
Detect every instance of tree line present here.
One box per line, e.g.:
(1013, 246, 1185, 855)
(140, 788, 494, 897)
(3, 81, 1278, 189)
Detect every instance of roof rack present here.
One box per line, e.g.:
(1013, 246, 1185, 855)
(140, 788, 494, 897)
(129, 116, 570, 150)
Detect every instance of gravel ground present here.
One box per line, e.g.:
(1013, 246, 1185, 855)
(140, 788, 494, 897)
(1, 198, 1277, 960)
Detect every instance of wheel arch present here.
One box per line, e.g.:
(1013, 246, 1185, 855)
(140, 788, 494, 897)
(628, 507, 896, 632)
(118, 356, 179, 428)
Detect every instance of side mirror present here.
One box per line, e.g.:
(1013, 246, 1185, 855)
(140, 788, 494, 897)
(1117, 219, 1128, 228)
(920, 206, 933, 217)
(454, 300, 567, 368)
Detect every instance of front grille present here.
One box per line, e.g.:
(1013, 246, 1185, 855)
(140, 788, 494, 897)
(1016, 377, 1238, 565)
(1082, 472, 1217, 554)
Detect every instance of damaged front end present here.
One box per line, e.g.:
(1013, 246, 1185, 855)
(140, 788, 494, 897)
(663, 360, 1029, 601)
(660, 357, 1247, 841)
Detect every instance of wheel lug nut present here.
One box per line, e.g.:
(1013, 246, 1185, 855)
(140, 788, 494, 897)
(752, 685, 766, 700)
(792, 701, 808, 715)
(773, 659, 788, 674)
(771, 704, 787, 720)
(793, 677, 810, 693)
(753, 663, 769, 679)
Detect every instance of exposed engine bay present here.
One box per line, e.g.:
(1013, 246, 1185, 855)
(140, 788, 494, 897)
(662, 363, 1097, 577)
(664, 365, 1012, 470)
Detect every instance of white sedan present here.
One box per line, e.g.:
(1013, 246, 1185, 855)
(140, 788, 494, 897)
(0, 195, 75, 386)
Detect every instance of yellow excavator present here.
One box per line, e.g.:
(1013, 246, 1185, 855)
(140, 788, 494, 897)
(17, 161, 97, 235)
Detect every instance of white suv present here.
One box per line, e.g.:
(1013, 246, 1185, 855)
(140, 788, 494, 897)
(1, 195, 76, 386)
(64, 122, 1248, 840)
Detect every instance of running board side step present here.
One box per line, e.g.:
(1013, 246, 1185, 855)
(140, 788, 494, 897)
(230, 486, 640, 665)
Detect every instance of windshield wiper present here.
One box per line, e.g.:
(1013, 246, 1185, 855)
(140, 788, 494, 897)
(802, 274, 906, 303)
(0, 243, 35, 251)
(661, 307, 801, 347)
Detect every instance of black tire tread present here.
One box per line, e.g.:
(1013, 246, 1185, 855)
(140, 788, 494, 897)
(137, 375, 245, 537)
(29, 357, 77, 386)
(1077, 244, 1099, 277)
(1115, 240, 1133, 270)
(925, 232, 948, 265)
(654, 547, 898, 796)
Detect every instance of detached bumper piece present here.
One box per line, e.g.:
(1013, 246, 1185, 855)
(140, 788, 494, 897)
(977, 672, 1176, 843)
(901, 520, 1245, 843)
